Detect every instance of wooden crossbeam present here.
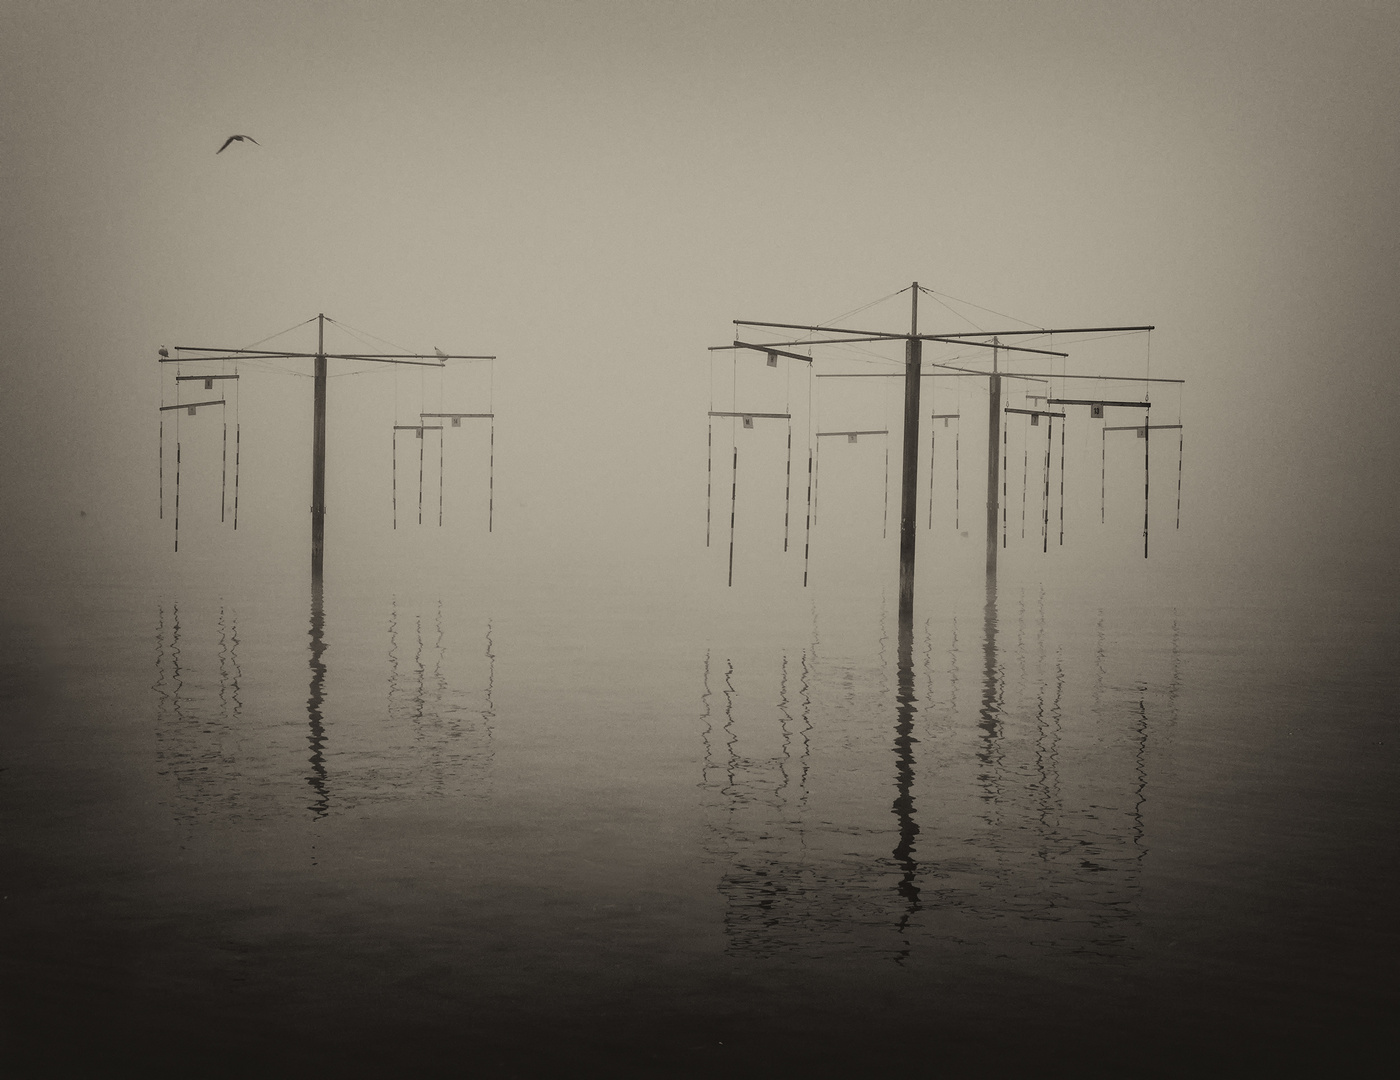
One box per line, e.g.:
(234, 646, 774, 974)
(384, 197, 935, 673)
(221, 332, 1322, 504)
(1050, 398, 1151, 408)
(159, 399, 224, 412)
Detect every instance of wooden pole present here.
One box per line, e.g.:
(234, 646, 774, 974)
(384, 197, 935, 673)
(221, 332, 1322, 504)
(311, 314, 327, 583)
(898, 283, 921, 621)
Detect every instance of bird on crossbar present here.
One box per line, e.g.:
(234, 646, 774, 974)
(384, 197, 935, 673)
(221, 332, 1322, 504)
(216, 134, 259, 154)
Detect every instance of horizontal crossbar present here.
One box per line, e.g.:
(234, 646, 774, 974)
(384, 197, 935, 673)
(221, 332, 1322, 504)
(159, 399, 224, 412)
(1005, 407, 1065, 419)
(816, 429, 888, 437)
(708, 411, 791, 419)
(1049, 398, 1150, 408)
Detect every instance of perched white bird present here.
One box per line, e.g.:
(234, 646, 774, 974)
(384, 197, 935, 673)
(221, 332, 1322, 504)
(434, 347, 447, 359)
(216, 134, 259, 154)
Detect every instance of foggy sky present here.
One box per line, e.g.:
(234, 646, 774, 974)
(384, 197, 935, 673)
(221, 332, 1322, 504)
(3, 0, 1397, 594)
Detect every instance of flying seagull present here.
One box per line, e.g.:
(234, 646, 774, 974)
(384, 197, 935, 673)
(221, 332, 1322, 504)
(216, 134, 259, 154)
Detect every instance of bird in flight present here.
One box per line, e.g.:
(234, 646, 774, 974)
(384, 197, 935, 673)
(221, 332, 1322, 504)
(216, 134, 259, 154)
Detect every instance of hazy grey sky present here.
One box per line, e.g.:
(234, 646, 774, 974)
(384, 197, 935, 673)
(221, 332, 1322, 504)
(3, 0, 1397, 589)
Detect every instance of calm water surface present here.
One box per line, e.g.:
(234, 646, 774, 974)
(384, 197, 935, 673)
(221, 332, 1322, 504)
(2, 558, 1396, 1076)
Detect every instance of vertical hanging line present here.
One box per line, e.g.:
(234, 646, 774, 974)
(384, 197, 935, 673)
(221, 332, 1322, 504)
(784, 419, 792, 552)
(1143, 422, 1151, 558)
(418, 424, 425, 525)
(803, 447, 813, 587)
(174, 439, 181, 552)
(233, 369, 240, 530)
(1176, 427, 1183, 530)
(783, 356, 792, 552)
(392, 430, 398, 529)
(1100, 428, 1107, 524)
(1043, 415, 1052, 554)
(882, 438, 890, 540)
(221, 418, 228, 523)
(488, 419, 495, 533)
(233, 423, 240, 530)
(728, 445, 738, 587)
(706, 418, 713, 547)
(1020, 419, 1029, 539)
(1058, 410, 1066, 546)
(954, 423, 960, 531)
(159, 417, 164, 520)
(927, 421, 936, 530)
(1001, 416, 1008, 549)
(438, 427, 444, 528)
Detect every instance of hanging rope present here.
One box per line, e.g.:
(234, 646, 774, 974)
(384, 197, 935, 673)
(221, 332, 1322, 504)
(1043, 415, 1052, 554)
(158, 417, 164, 520)
(706, 419, 713, 546)
(784, 419, 792, 552)
(488, 419, 495, 532)
(1101, 428, 1107, 524)
(803, 448, 812, 587)
(927, 421, 936, 529)
(418, 426, 425, 526)
(728, 445, 738, 587)
(954, 422, 960, 531)
(1143, 423, 1151, 558)
(174, 439, 181, 552)
(438, 427, 444, 527)
(882, 437, 890, 540)
(1001, 417, 1008, 549)
(1176, 428, 1183, 530)
(221, 419, 228, 523)
(1020, 419, 1029, 539)
(233, 371, 240, 530)
(392, 430, 398, 529)
(1059, 411, 1066, 546)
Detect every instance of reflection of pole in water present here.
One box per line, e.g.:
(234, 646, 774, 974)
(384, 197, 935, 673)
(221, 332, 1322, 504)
(977, 580, 1004, 808)
(891, 615, 921, 924)
(305, 583, 330, 818)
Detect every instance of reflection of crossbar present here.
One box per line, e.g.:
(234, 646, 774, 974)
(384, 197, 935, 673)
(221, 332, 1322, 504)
(420, 413, 494, 419)
(1004, 407, 1065, 419)
(816, 429, 887, 437)
(159, 399, 224, 412)
(394, 425, 444, 431)
(1103, 423, 1182, 432)
(708, 411, 791, 420)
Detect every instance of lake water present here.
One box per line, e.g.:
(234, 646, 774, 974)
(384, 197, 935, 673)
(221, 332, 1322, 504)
(1, 547, 1396, 1077)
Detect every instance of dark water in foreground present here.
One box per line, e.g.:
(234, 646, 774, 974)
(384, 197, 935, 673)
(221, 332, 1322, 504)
(1, 561, 1396, 1077)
